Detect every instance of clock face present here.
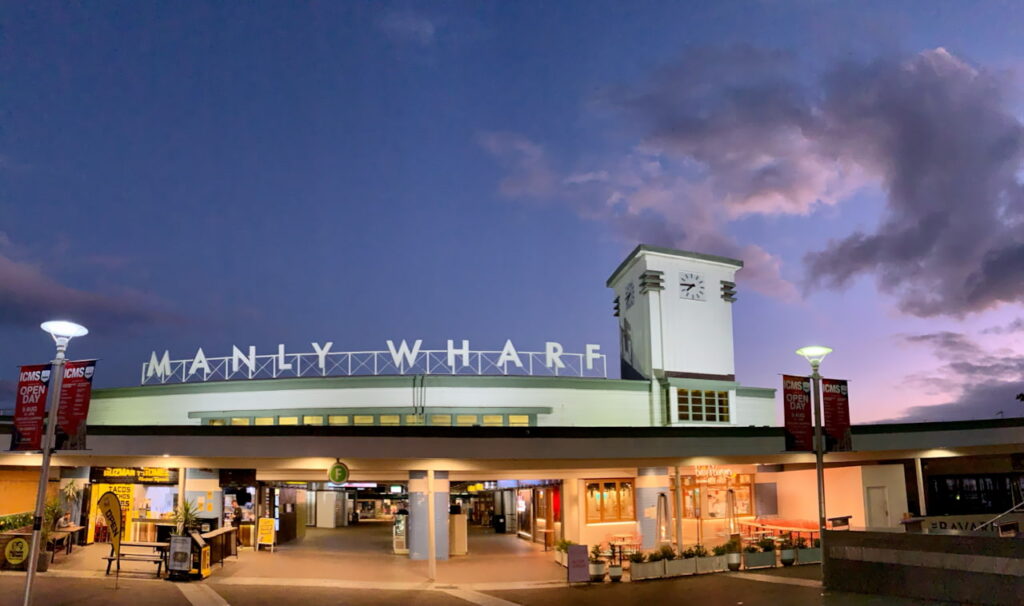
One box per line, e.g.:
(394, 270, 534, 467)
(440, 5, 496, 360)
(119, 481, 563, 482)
(679, 271, 706, 301)
(624, 281, 636, 309)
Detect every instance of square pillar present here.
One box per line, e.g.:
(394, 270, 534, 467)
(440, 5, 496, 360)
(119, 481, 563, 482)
(408, 470, 449, 561)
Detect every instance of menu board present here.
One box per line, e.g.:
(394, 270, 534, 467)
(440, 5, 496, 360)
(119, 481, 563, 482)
(256, 517, 276, 551)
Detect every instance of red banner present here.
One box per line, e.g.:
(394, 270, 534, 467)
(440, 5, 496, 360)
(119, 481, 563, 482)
(821, 378, 853, 452)
(10, 364, 52, 451)
(55, 360, 97, 451)
(783, 374, 813, 451)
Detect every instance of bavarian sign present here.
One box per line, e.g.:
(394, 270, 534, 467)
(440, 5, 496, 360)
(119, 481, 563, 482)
(142, 339, 607, 384)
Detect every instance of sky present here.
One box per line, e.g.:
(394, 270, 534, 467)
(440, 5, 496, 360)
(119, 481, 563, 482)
(2, 1, 1023, 424)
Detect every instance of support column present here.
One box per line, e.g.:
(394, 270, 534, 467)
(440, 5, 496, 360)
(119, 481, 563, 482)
(408, 470, 449, 562)
(915, 458, 928, 516)
(637, 467, 669, 550)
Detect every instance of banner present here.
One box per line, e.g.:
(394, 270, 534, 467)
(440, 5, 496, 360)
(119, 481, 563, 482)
(55, 360, 97, 451)
(89, 484, 134, 544)
(783, 374, 814, 451)
(821, 378, 853, 452)
(10, 364, 51, 451)
(97, 491, 124, 558)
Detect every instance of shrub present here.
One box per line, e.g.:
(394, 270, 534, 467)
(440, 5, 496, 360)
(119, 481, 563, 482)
(647, 549, 665, 562)
(813, 538, 821, 548)
(589, 543, 604, 564)
(724, 537, 743, 553)
(681, 547, 697, 559)
(743, 544, 760, 553)
(692, 544, 709, 558)
(779, 537, 795, 550)
(756, 537, 777, 553)
(0, 512, 33, 533)
(658, 544, 677, 560)
(712, 544, 727, 556)
(794, 537, 808, 549)
(627, 551, 646, 564)
(555, 539, 574, 553)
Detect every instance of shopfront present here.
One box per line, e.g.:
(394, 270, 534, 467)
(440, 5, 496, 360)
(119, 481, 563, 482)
(86, 466, 181, 544)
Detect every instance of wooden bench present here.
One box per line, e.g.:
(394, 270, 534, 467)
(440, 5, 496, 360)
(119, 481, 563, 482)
(102, 542, 168, 577)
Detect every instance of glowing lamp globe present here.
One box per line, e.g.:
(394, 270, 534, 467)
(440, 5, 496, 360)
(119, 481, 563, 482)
(40, 320, 89, 339)
(796, 345, 832, 365)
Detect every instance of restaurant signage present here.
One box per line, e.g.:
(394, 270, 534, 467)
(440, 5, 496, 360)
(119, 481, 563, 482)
(256, 517, 276, 551)
(97, 491, 123, 561)
(695, 465, 734, 480)
(55, 360, 97, 451)
(782, 374, 814, 451)
(821, 378, 853, 452)
(4, 537, 29, 567)
(141, 339, 607, 384)
(90, 467, 179, 485)
(10, 364, 51, 451)
(566, 543, 590, 583)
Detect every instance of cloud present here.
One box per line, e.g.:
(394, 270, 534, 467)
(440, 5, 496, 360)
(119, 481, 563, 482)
(888, 331, 1024, 422)
(378, 11, 437, 46)
(0, 251, 180, 333)
(477, 132, 558, 197)
(983, 318, 1024, 335)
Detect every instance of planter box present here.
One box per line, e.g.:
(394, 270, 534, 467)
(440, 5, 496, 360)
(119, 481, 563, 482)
(555, 551, 566, 567)
(743, 551, 776, 569)
(695, 555, 726, 574)
(664, 557, 697, 577)
(797, 547, 821, 564)
(629, 559, 665, 581)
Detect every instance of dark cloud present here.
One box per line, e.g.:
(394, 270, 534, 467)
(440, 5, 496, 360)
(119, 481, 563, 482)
(982, 317, 1024, 335)
(888, 331, 1024, 422)
(0, 252, 181, 334)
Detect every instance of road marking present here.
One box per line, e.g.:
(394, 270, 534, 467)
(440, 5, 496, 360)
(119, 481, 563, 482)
(438, 588, 521, 606)
(177, 582, 231, 606)
(730, 572, 822, 588)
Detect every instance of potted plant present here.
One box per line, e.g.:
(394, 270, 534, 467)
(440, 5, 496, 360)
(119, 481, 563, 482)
(743, 537, 776, 569)
(724, 537, 742, 571)
(779, 536, 797, 566)
(695, 543, 723, 574)
(628, 550, 663, 581)
(588, 544, 606, 582)
(665, 544, 697, 577)
(607, 548, 623, 582)
(173, 499, 202, 535)
(554, 539, 572, 566)
(796, 537, 822, 564)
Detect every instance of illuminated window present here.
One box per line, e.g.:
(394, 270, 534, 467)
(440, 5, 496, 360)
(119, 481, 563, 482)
(430, 414, 452, 426)
(405, 415, 424, 425)
(584, 479, 635, 523)
(354, 415, 374, 425)
(208, 419, 226, 426)
(328, 415, 349, 425)
(677, 389, 729, 423)
(508, 415, 530, 427)
(303, 415, 324, 425)
(278, 416, 298, 425)
(254, 417, 274, 426)
(455, 414, 478, 426)
(379, 414, 401, 426)
(230, 417, 250, 426)
(482, 415, 504, 427)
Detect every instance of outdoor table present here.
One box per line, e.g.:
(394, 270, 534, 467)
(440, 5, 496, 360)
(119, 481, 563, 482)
(103, 541, 169, 577)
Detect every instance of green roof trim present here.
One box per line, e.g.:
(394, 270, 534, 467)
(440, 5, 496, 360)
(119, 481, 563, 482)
(92, 374, 651, 400)
(187, 406, 553, 419)
(607, 244, 744, 287)
(736, 387, 776, 399)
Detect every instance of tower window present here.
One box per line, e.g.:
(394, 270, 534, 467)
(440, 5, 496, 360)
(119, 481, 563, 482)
(677, 389, 730, 423)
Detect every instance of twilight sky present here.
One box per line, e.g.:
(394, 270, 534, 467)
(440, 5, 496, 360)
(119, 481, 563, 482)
(2, 1, 1023, 423)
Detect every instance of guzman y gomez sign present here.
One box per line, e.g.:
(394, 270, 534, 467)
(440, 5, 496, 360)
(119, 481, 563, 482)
(142, 340, 607, 384)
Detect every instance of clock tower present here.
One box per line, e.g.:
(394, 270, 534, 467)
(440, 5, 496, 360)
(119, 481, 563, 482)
(607, 245, 742, 381)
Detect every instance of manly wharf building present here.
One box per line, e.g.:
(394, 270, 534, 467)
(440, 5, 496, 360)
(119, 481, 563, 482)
(2, 245, 1022, 570)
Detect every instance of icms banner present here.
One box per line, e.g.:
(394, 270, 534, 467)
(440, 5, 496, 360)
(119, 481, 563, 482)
(11, 364, 51, 451)
(55, 360, 97, 451)
(783, 374, 813, 451)
(821, 378, 853, 452)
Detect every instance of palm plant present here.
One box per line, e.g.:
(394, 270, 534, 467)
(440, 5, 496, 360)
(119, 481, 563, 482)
(173, 499, 201, 535)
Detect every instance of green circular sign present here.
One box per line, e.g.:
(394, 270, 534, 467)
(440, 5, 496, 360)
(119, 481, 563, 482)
(5, 537, 29, 566)
(328, 461, 349, 484)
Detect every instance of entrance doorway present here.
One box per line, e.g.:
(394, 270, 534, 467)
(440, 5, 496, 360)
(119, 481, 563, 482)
(867, 486, 890, 528)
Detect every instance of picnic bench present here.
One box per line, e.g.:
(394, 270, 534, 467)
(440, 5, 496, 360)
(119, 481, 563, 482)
(102, 541, 169, 577)
(48, 524, 86, 562)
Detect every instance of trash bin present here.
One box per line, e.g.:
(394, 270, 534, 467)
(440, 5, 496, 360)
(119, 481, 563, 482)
(493, 514, 506, 534)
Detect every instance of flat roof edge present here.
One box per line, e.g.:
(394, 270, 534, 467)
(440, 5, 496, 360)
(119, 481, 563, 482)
(606, 244, 744, 287)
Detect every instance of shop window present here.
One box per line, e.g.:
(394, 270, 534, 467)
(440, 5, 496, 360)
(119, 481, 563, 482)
(508, 415, 530, 427)
(208, 419, 226, 426)
(405, 414, 424, 425)
(328, 415, 349, 425)
(278, 416, 298, 425)
(673, 472, 753, 518)
(456, 414, 478, 426)
(379, 414, 401, 426)
(354, 415, 374, 425)
(303, 415, 324, 425)
(677, 389, 730, 423)
(230, 417, 251, 426)
(430, 414, 452, 426)
(482, 415, 504, 427)
(584, 479, 635, 523)
(254, 417, 274, 426)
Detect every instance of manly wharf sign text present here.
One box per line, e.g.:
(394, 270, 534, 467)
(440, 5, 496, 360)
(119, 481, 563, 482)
(142, 340, 607, 384)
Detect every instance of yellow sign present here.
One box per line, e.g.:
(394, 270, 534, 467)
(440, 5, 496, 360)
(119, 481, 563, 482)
(88, 484, 134, 544)
(97, 491, 124, 557)
(4, 537, 29, 566)
(256, 517, 275, 551)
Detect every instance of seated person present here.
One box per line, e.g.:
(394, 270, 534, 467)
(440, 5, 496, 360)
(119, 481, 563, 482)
(56, 512, 72, 529)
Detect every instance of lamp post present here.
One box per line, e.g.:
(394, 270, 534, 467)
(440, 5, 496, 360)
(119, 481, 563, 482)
(795, 345, 831, 578)
(23, 321, 88, 606)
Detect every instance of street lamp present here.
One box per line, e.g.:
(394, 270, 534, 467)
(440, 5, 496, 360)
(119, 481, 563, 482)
(23, 321, 88, 606)
(795, 345, 831, 581)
